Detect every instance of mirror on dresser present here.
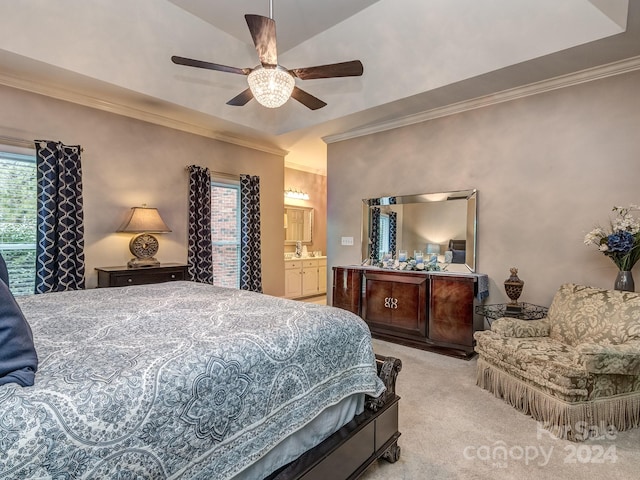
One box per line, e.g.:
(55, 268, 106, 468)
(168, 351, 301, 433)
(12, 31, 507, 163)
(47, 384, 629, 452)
(361, 189, 477, 272)
(284, 205, 313, 245)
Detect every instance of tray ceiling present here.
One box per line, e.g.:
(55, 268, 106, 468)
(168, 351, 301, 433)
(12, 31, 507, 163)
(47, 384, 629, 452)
(0, 0, 638, 173)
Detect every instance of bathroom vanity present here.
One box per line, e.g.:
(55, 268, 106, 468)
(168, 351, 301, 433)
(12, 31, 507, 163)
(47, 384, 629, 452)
(285, 256, 327, 299)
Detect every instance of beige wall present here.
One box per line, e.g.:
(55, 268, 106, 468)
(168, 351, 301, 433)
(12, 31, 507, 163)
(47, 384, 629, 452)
(327, 69, 640, 306)
(0, 84, 286, 295)
(284, 168, 327, 256)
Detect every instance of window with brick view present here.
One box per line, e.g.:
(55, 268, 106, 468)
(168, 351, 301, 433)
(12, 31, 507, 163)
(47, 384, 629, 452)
(211, 181, 240, 288)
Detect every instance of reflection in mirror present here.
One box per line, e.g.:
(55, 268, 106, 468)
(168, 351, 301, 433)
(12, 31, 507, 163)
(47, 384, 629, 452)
(284, 205, 313, 245)
(362, 189, 478, 272)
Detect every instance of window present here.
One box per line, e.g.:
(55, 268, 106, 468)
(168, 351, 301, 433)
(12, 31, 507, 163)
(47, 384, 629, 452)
(0, 151, 37, 295)
(211, 180, 240, 288)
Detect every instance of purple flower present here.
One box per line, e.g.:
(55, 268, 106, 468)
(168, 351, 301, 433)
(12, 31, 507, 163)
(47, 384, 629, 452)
(607, 231, 635, 253)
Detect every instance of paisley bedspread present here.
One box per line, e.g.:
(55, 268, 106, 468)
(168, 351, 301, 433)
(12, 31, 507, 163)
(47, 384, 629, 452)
(1, 281, 384, 479)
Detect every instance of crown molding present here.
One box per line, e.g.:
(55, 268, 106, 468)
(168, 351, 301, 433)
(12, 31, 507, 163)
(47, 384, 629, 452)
(3, 54, 639, 156)
(0, 70, 288, 157)
(323, 55, 640, 144)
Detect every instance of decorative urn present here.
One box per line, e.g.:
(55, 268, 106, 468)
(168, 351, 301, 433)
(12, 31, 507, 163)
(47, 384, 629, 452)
(504, 267, 524, 313)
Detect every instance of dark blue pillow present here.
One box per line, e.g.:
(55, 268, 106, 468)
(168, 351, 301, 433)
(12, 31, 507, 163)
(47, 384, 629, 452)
(0, 278, 38, 387)
(451, 249, 466, 264)
(0, 251, 8, 286)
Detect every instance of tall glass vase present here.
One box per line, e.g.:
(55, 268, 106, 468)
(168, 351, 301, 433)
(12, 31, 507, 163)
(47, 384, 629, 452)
(614, 271, 635, 292)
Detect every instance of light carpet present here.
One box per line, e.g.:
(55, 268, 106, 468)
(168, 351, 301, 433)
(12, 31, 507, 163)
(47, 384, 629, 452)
(360, 339, 640, 480)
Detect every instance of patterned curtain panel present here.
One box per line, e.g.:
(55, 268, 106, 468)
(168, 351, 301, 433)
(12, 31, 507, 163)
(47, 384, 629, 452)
(389, 211, 397, 257)
(239, 174, 262, 293)
(187, 165, 213, 284)
(34, 140, 85, 293)
(370, 207, 381, 261)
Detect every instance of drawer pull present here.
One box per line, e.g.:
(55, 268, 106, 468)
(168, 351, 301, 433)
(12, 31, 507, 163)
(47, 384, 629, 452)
(127, 278, 133, 283)
(384, 297, 398, 309)
(171, 274, 176, 279)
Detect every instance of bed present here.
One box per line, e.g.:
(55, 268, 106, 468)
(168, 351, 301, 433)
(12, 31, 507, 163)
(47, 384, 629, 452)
(0, 276, 401, 479)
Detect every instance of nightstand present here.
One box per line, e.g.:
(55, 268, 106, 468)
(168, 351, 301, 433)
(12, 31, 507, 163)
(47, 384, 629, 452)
(95, 263, 189, 287)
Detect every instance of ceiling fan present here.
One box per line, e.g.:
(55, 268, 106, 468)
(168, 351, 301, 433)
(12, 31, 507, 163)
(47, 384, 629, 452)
(171, 2, 363, 110)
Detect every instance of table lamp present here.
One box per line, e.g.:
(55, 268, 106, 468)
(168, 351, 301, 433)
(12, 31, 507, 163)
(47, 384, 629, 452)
(426, 243, 441, 255)
(117, 205, 171, 267)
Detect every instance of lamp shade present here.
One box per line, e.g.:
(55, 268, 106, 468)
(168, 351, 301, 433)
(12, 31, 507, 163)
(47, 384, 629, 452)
(117, 206, 171, 233)
(426, 243, 441, 255)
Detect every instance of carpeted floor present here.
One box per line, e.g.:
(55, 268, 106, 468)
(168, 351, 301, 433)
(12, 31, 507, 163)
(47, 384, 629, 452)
(360, 339, 640, 480)
(301, 295, 327, 305)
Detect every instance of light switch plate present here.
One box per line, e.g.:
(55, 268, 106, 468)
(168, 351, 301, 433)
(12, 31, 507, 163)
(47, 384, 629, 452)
(341, 236, 354, 246)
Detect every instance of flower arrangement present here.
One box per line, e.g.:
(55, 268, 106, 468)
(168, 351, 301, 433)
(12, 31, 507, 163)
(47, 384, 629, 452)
(584, 205, 640, 271)
(374, 256, 447, 272)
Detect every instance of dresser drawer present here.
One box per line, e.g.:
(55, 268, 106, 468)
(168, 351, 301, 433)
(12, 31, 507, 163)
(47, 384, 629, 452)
(96, 264, 188, 288)
(112, 269, 185, 287)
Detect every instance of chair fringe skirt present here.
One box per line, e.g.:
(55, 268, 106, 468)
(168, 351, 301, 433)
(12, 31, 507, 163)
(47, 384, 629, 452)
(476, 357, 640, 441)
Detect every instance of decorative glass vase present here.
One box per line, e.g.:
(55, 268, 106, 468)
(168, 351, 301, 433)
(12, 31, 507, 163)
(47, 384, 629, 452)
(614, 271, 635, 292)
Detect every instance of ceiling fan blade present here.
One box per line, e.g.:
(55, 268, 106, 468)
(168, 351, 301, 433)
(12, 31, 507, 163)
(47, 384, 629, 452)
(245, 14, 278, 67)
(290, 87, 327, 110)
(226, 88, 254, 106)
(171, 56, 250, 75)
(290, 60, 364, 80)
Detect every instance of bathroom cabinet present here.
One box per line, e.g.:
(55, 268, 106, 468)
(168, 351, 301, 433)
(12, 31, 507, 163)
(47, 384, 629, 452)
(284, 257, 327, 299)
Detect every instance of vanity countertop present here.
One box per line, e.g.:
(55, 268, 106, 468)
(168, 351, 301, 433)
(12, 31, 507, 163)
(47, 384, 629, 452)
(284, 255, 326, 261)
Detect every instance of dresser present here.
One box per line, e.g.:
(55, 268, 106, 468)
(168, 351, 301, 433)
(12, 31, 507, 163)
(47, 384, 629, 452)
(95, 263, 188, 288)
(284, 257, 327, 299)
(332, 266, 484, 358)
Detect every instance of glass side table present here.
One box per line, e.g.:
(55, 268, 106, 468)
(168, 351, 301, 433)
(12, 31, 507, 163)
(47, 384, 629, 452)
(475, 303, 549, 326)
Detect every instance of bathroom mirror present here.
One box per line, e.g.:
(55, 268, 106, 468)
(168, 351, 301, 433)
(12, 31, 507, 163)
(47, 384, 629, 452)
(284, 205, 313, 245)
(361, 189, 478, 272)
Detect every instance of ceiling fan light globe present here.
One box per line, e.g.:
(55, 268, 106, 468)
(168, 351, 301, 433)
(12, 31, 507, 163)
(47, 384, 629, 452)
(247, 66, 295, 108)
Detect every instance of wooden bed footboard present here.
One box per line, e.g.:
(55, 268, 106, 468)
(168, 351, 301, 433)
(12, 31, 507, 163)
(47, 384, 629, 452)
(366, 354, 402, 412)
(267, 354, 403, 480)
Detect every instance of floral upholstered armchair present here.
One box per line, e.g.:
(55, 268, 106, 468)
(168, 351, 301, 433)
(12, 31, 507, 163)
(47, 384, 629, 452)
(474, 283, 640, 441)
